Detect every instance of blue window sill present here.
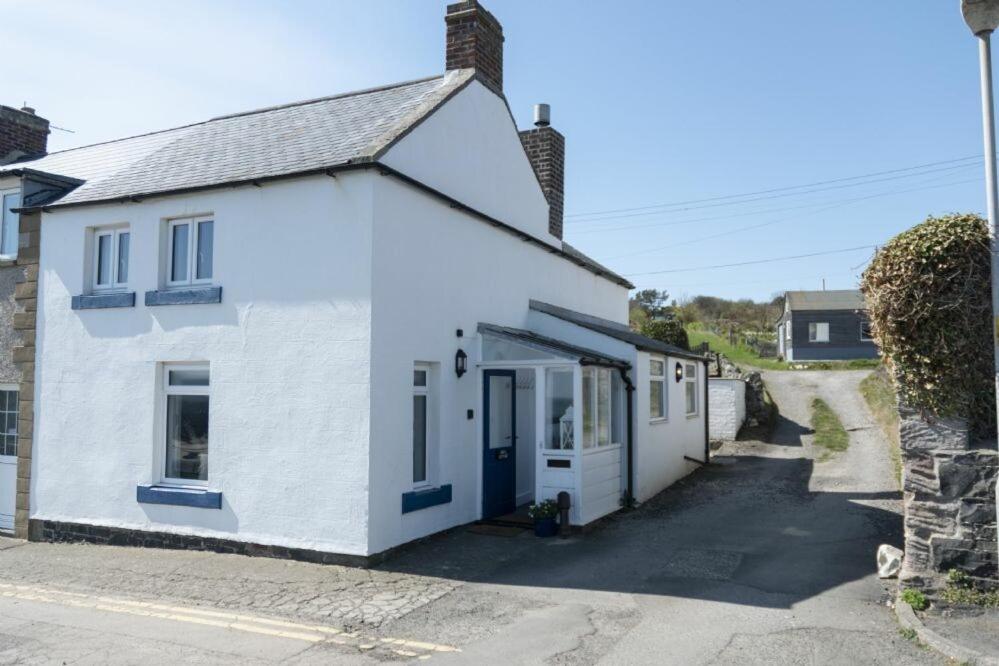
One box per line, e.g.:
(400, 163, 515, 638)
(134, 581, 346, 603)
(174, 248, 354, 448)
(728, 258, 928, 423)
(137, 484, 222, 509)
(71, 292, 136, 310)
(401, 484, 452, 514)
(145, 286, 222, 306)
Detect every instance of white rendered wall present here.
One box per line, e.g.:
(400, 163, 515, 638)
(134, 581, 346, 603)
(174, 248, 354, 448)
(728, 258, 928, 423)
(366, 174, 627, 555)
(708, 378, 746, 441)
(32, 174, 375, 555)
(379, 80, 559, 246)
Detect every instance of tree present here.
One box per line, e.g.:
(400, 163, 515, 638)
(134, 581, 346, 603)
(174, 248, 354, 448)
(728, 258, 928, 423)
(630, 289, 670, 319)
(640, 318, 690, 350)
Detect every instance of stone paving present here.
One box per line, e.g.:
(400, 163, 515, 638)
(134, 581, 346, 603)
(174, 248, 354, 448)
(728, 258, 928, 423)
(0, 538, 457, 630)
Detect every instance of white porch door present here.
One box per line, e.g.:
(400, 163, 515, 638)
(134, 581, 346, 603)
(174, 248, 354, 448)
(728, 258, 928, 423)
(0, 389, 19, 533)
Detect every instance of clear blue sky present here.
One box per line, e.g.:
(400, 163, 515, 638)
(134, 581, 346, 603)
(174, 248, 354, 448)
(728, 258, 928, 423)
(2, 0, 988, 301)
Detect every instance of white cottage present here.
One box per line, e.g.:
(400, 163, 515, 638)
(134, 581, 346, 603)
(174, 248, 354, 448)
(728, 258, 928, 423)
(2, 1, 707, 559)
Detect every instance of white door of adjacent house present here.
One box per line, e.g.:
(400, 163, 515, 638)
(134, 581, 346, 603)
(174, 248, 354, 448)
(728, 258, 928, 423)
(0, 388, 19, 533)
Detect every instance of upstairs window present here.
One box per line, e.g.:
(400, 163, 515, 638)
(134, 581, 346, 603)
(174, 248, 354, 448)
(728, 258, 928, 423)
(808, 322, 830, 343)
(168, 217, 213, 287)
(93, 226, 130, 291)
(0, 189, 20, 259)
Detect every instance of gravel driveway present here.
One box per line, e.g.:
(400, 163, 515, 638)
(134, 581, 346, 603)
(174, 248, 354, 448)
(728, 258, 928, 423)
(0, 369, 945, 664)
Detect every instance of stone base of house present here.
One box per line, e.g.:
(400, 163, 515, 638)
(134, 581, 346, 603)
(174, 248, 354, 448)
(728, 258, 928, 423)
(27, 519, 387, 569)
(898, 407, 999, 591)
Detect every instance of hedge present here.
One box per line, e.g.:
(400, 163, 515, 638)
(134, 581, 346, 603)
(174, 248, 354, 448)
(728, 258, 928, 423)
(640, 318, 690, 350)
(860, 213, 995, 437)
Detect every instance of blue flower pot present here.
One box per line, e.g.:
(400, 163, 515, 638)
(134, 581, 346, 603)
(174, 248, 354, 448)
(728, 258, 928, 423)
(533, 516, 558, 538)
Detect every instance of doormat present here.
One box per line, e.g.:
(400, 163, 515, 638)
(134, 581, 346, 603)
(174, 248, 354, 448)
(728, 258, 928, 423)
(467, 524, 527, 537)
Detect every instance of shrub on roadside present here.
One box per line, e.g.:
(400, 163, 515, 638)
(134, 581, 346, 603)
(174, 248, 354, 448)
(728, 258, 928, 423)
(861, 213, 995, 437)
(901, 588, 929, 611)
(641, 318, 690, 350)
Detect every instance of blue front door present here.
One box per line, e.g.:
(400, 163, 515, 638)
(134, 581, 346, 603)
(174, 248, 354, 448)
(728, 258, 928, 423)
(483, 370, 517, 520)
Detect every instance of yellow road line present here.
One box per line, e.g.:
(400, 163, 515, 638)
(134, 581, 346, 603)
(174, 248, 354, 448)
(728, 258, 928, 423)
(0, 582, 459, 655)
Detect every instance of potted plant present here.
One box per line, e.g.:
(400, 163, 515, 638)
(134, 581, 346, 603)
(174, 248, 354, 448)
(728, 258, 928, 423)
(528, 499, 559, 537)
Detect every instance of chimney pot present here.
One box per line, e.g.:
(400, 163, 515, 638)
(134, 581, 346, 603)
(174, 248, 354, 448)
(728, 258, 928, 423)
(533, 104, 550, 127)
(20, 105, 35, 116)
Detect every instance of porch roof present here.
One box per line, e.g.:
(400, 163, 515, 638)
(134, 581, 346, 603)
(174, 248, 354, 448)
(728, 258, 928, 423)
(477, 323, 630, 369)
(529, 300, 707, 362)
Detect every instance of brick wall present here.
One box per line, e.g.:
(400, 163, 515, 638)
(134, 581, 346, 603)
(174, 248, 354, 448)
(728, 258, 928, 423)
(0, 106, 49, 165)
(708, 378, 746, 441)
(445, 1, 504, 95)
(519, 127, 565, 239)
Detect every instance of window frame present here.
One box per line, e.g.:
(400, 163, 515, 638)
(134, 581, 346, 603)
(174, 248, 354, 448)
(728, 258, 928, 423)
(684, 362, 699, 417)
(412, 363, 432, 489)
(581, 366, 615, 449)
(0, 385, 17, 458)
(92, 225, 130, 292)
(0, 188, 21, 261)
(649, 357, 667, 422)
(159, 362, 211, 488)
(166, 216, 214, 288)
(808, 321, 830, 343)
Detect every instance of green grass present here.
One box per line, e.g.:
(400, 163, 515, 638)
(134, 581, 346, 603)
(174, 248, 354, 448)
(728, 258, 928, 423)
(860, 367, 902, 486)
(810, 398, 849, 460)
(687, 328, 881, 372)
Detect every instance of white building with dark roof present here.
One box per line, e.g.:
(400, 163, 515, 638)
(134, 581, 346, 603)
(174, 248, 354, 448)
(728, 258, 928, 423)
(0, 1, 707, 560)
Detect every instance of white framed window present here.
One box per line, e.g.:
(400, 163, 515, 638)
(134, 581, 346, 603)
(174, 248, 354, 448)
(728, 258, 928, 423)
(167, 216, 214, 287)
(413, 364, 431, 486)
(161, 364, 210, 485)
(582, 366, 613, 448)
(0, 189, 21, 260)
(684, 363, 698, 416)
(860, 320, 874, 341)
(0, 387, 17, 457)
(649, 358, 667, 421)
(808, 322, 830, 343)
(92, 226, 130, 291)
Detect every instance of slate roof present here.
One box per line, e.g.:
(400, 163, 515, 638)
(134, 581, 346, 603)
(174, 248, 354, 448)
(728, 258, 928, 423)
(1, 70, 475, 208)
(529, 300, 706, 362)
(784, 290, 866, 312)
(478, 323, 630, 368)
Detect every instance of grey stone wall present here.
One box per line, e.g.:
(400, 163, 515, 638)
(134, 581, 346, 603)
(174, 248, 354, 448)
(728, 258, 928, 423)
(898, 406, 998, 591)
(0, 265, 22, 384)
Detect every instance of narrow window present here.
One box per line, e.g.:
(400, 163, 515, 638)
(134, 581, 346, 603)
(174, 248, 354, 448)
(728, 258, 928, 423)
(0, 389, 17, 457)
(684, 363, 698, 416)
(163, 365, 210, 484)
(413, 365, 429, 485)
(582, 367, 614, 448)
(808, 322, 829, 343)
(93, 227, 130, 290)
(860, 320, 873, 341)
(649, 358, 667, 421)
(1, 190, 20, 259)
(168, 217, 213, 286)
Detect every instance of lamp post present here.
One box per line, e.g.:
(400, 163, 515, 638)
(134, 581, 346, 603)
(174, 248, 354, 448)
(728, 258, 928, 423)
(961, 0, 999, 546)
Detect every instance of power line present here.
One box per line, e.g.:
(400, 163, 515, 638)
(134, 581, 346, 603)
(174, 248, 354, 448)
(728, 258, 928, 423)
(566, 154, 982, 220)
(567, 161, 982, 224)
(624, 245, 877, 277)
(603, 176, 979, 257)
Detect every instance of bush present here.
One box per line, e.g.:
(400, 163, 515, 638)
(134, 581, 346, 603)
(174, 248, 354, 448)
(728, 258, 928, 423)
(641, 318, 689, 350)
(861, 213, 995, 437)
(901, 588, 929, 611)
(528, 499, 558, 520)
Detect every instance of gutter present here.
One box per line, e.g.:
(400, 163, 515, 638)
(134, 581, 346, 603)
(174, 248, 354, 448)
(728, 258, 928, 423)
(618, 367, 636, 507)
(12, 160, 635, 290)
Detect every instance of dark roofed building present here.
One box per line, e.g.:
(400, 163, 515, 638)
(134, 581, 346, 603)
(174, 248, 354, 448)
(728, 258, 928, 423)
(776, 289, 877, 362)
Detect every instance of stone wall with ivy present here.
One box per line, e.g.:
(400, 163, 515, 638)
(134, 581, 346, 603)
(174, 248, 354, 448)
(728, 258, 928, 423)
(862, 213, 998, 592)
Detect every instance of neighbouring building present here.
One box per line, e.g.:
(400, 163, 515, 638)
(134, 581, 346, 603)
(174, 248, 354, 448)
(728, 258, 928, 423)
(776, 289, 878, 362)
(2, 1, 707, 561)
(0, 104, 53, 536)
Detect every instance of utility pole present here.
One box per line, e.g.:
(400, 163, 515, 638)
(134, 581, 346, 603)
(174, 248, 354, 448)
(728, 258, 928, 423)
(961, 0, 999, 549)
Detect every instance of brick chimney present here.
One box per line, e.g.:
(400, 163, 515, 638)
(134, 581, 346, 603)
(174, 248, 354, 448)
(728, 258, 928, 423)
(445, 1, 504, 95)
(520, 104, 565, 240)
(0, 104, 49, 165)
